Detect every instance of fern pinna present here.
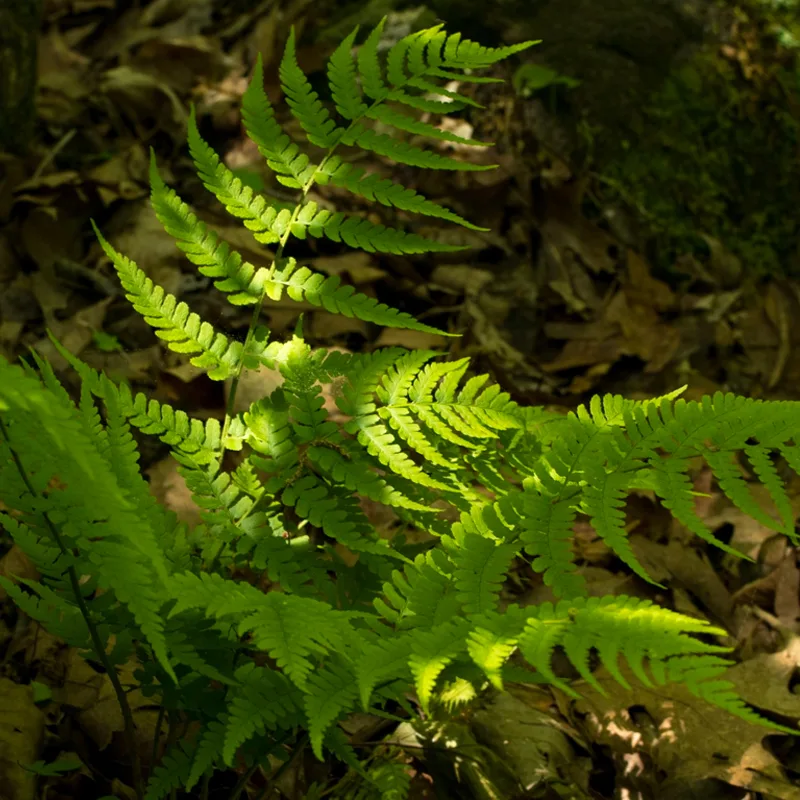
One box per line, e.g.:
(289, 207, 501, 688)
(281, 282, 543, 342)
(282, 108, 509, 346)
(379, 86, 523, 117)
(0, 18, 798, 800)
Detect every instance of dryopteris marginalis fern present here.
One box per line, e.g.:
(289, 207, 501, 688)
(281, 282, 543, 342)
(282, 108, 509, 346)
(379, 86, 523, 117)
(1, 19, 799, 800)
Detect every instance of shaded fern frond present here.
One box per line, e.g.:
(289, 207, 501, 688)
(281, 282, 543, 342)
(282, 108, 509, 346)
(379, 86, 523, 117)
(47, 337, 233, 460)
(0, 357, 176, 681)
(222, 662, 303, 765)
(304, 656, 359, 759)
(169, 571, 349, 689)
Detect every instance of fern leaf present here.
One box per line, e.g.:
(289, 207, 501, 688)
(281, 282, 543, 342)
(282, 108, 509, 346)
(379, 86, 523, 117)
(514, 595, 781, 733)
(282, 473, 400, 558)
(223, 662, 303, 765)
(467, 606, 529, 690)
(376, 550, 460, 629)
(502, 491, 585, 599)
(324, 160, 486, 230)
(440, 33, 539, 67)
(289, 200, 465, 254)
(93, 224, 246, 380)
(0, 357, 176, 681)
(366, 103, 488, 147)
(357, 19, 389, 100)
(281, 29, 343, 148)
(705, 447, 789, 533)
(188, 108, 290, 244)
(327, 26, 369, 121)
(149, 154, 274, 305)
(185, 720, 226, 791)
(305, 657, 359, 760)
(168, 572, 347, 689)
(306, 444, 432, 511)
(47, 339, 230, 461)
(264, 257, 451, 333)
(345, 125, 494, 172)
(242, 55, 314, 188)
(145, 740, 195, 800)
(445, 510, 518, 616)
(408, 618, 470, 713)
(355, 632, 415, 710)
(744, 444, 794, 536)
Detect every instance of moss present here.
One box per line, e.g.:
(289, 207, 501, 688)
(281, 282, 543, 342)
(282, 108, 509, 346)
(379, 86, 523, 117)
(595, 9, 800, 277)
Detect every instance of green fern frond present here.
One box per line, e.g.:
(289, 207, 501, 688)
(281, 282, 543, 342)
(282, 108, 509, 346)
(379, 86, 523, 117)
(242, 55, 315, 189)
(145, 740, 195, 800)
(355, 632, 415, 711)
(188, 109, 288, 245)
(445, 507, 518, 616)
(515, 595, 795, 732)
(168, 572, 348, 689)
(236, 517, 331, 595)
(307, 442, 432, 512)
(376, 550, 460, 629)
(48, 335, 244, 460)
(92, 224, 248, 381)
(498, 491, 585, 599)
(222, 662, 303, 765)
(244, 393, 300, 486)
(282, 472, 400, 558)
(305, 656, 360, 759)
(327, 27, 369, 120)
(265, 257, 452, 333)
(342, 125, 493, 172)
(366, 104, 489, 148)
(0, 357, 176, 681)
(149, 153, 272, 306)
(408, 618, 470, 714)
(322, 160, 486, 230)
(281, 28, 343, 148)
(289, 200, 465, 254)
(184, 721, 226, 792)
(0, 577, 91, 650)
(467, 608, 529, 690)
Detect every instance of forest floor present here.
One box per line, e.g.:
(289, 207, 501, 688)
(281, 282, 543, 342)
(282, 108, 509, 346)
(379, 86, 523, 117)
(2, 0, 800, 798)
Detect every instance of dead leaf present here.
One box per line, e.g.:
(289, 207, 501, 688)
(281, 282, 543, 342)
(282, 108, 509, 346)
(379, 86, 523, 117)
(0, 679, 45, 800)
(560, 662, 800, 798)
(146, 456, 202, 529)
(0, 545, 40, 600)
(312, 252, 386, 285)
(33, 297, 113, 369)
(60, 654, 162, 760)
(625, 250, 676, 311)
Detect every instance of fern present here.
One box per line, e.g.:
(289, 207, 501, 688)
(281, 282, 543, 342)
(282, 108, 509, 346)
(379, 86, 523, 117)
(1, 21, 798, 800)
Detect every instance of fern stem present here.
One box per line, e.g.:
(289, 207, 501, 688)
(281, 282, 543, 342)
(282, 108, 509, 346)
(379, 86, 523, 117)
(228, 761, 261, 800)
(149, 704, 166, 783)
(0, 418, 146, 800)
(200, 770, 212, 800)
(251, 732, 308, 800)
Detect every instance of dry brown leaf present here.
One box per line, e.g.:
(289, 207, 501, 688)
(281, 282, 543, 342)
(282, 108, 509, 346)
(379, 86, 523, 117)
(60, 655, 163, 764)
(624, 250, 676, 311)
(0, 545, 40, 600)
(560, 662, 800, 798)
(146, 456, 202, 529)
(0, 679, 45, 800)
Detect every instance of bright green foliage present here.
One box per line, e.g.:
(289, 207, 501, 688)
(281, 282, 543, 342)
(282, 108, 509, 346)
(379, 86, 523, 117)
(0, 20, 797, 800)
